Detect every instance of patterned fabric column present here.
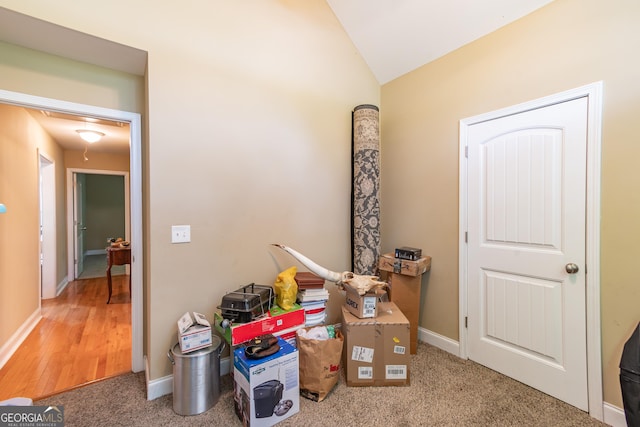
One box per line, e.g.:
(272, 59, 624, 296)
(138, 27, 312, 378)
(351, 104, 380, 275)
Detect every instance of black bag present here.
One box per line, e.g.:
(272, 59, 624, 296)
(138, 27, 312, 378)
(620, 322, 640, 427)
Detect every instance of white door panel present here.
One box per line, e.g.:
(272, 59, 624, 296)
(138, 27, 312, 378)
(467, 97, 588, 410)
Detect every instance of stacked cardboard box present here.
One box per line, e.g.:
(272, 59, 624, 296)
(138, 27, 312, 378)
(341, 302, 410, 387)
(343, 283, 388, 319)
(378, 252, 431, 354)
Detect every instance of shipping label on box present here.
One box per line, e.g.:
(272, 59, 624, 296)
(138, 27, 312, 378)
(341, 302, 410, 387)
(178, 312, 212, 353)
(345, 291, 377, 319)
(343, 283, 388, 319)
(233, 337, 299, 426)
(215, 305, 305, 346)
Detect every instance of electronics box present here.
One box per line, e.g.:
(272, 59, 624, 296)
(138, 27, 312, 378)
(341, 302, 410, 387)
(177, 312, 212, 353)
(214, 304, 305, 346)
(394, 246, 422, 261)
(343, 283, 387, 319)
(233, 337, 299, 426)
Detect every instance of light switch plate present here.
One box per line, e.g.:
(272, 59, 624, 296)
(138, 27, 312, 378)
(171, 225, 191, 243)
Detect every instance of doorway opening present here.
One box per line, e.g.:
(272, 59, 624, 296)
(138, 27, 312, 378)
(68, 170, 130, 281)
(0, 89, 143, 377)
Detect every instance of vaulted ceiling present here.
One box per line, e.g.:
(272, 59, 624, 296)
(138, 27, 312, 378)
(1, 1, 555, 153)
(327, 0, 554, 84)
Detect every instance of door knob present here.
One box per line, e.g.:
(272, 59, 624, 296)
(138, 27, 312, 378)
(565, 263, 579, 274)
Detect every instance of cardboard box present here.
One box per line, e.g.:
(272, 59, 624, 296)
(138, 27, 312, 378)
(214, 304, 305, 346)
(177, 312, 212, 353)
(378, 253, 432, 354)
(233, 337, 299, 426)
(343, 283, 388, 319)
(341, 302, 410, 387)
(344, 284, 378, 318)
(378, 253, 431, 276)
(386, 274, 422, 354)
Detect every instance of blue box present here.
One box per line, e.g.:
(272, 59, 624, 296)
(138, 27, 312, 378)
(233, 337, 299, 426)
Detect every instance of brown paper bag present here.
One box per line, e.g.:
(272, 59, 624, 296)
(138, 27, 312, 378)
(296, 329, 344, 402)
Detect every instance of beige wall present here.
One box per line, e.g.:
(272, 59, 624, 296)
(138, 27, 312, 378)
(0, 41, 144, 113)
(4, 0, 631, 413)
(64, 151, 130, 172)
(381, 0, 640, 409)
(0, 0, 379, 386)
(0, 40, 140, 364)
(0, 104, 65, 344)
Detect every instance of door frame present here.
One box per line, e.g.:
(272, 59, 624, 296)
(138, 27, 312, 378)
(38, 150, 56, 299)
(0, 88, 144, 374)
(67, 169, 130, 280)
(458, 81, 603, 419)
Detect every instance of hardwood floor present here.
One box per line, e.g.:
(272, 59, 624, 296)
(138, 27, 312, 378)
(0, 275, 131, 401)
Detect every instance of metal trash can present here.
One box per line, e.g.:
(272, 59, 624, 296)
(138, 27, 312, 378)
(168, 336, 225, 416)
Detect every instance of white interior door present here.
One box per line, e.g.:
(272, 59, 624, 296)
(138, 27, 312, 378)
(466, 97, 589, 410)
(73, 173, 86, 278)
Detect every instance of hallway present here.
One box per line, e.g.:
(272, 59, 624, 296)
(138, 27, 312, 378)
(0, 274, 131, 400)
(78, 253, 125, 280)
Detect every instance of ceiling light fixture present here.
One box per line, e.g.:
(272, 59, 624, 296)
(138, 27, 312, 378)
(76, 129, 105, 143)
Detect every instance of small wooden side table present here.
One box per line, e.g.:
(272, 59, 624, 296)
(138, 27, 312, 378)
(106, 246, 131, 304)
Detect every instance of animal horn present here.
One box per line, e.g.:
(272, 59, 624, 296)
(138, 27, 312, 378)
(271, 244, 342, 283)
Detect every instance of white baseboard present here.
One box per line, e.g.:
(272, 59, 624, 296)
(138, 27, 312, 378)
(146, 354, 232, 401)
(418, 326, 461, 356)
(85, 249, 106, 256)
(603, 402, 627, 427)
(0, 309, 42, 370)
(147, 374, 172, 401)
(56, 278, 68, 297)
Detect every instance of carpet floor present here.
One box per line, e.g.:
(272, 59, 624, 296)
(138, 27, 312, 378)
(35, 342, 607, 427)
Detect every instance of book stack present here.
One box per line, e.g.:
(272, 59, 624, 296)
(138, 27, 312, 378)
(295, 272, 329, 327)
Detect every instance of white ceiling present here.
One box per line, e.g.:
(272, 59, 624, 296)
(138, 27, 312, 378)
(326, 0, 555, 84)
(6, 1, 555, 153)
(25, 108, 130, 155)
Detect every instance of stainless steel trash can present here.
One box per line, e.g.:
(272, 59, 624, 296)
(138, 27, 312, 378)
(168, 336, 225, 416)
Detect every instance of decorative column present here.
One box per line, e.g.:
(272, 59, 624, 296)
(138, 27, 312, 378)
(351, 104, 380, 275)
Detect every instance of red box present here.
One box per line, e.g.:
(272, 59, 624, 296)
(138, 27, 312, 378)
(214, 305, 305, 346)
